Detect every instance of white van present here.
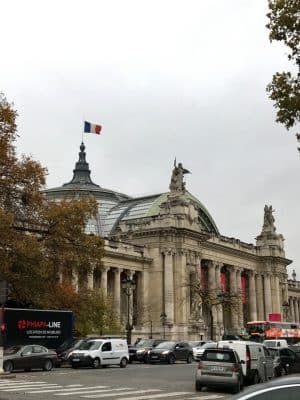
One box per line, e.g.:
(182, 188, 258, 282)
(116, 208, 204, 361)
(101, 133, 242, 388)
(263, 339, 288, 348)
(218, 340, 274, 384)
(69, 338, 129, 368)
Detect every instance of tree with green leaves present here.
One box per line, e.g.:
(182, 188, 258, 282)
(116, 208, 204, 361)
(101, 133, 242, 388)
(266, 0, 300, 152)
(0, 93, 120, 335)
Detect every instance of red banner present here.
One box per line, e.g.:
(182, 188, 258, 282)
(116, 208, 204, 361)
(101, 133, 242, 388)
(221, 272, 227, 293)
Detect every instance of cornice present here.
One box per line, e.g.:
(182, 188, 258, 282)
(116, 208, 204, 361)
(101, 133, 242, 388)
(104, 249, 152, 264)
(113, 226, 211, 242)
(202, 241, 259, 262)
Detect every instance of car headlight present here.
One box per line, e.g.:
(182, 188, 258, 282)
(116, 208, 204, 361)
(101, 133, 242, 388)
(162, 351, 170, 355)
(136, 349, 145, 354)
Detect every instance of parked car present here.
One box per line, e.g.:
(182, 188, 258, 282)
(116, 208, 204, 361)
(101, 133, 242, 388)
(69, 338, 129, 368)
(148, 341, 193, 364)
(195, 348, 244, 394)
(263, 339, 288, 348)
(268, 346, 300, 376)
(56, 337, 86, 366)
(218, 340, 274, 384)
(193, 342, 217, 361)
(128, 345, 138, 363)
(230, 375, 300, 400)
(135, 339, 167, 363)
(3, 345, 57, 372)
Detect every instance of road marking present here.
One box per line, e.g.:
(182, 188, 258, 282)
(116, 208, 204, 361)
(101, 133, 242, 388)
(28, 384, 83, 393)
(3, 384, 61, 391)
(184, 396, 224, 399)
(55, 388, 132, 397)
(29, 385, 108, 394)
(0, 381, 47, 386)
(82, 390, 164, 399)
(80, 389, 161, 399)
(115, 393, 193, 400)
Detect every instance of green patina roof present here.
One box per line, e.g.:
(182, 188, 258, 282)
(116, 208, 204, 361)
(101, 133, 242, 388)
(145, 191, 219, 234)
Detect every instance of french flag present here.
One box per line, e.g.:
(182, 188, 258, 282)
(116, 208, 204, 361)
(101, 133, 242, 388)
(84, 121, 102, 135)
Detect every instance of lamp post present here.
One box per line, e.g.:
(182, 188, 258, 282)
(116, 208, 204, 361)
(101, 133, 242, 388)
(121, 276, 136, 345)
(160, 312, 167, 339)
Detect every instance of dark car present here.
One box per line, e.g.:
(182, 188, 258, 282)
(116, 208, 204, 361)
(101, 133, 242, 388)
(135, 339, 167, 363)
(231, 375, 300, 400)
(128, 345, 138, 363)
(148, 341, 192, 364)
(4, 345, 58, 372)
(268, 346, 300, 376)
(195, 348, 244, 394)
(56, 338, 87, 366)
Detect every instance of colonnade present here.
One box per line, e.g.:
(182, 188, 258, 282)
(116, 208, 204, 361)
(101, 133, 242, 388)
(289, 297, 300, 323)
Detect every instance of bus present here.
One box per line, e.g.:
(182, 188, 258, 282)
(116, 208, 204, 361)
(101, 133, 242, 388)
(246, 321, 300, 343)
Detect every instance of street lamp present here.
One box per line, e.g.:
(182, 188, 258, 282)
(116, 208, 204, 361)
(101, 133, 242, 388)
(160, 312, 167, 339)
(121, 276, 136, 345)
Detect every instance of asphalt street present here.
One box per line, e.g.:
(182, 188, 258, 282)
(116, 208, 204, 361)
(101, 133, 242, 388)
(0, 362, 233, 400)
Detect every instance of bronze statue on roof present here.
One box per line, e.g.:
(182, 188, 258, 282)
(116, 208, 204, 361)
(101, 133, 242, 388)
(169, 159, 190, 194)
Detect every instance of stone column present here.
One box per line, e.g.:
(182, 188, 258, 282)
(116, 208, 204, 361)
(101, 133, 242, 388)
(138, 268, 150, 326)
(249, 271, 257, 321)
(164, 250, 174, 324)
(274, 275, 281, 314)
(230, 266, 238, 330)
(215, 264, 223, 333)
(295, 299, 300, 323)
(72, 270, 78, 292)
(87, 269, 94, 290)
(289, 298, 295, 322)
(256, 274, 264, 320)
(113, 268, 121, 318)
(236, 269, 244, 330)
(264, 273, 272, 319)
(101, 267, 109, 296)
(207, 261, 217, 338)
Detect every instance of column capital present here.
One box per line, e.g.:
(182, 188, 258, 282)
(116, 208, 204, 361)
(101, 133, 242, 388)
(113, 268, 122, 275)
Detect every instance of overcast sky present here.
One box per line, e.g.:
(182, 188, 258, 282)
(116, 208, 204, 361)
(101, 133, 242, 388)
(1, 1, 299, 276)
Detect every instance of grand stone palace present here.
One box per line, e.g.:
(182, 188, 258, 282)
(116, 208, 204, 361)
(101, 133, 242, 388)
(44, 143, 300, 341)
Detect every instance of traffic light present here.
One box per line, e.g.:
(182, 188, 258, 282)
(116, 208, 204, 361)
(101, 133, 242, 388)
(0, 323, 6, 347)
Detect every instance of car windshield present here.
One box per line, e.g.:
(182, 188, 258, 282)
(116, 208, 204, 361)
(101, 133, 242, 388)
(78, 340, 102, 350)
(136, 340, 154, 348)
(189, 341, 202, 347)
(268, 348, 280, 357)
(203, 351, 236, 362)
(155, 341, 175, 350)
(4, 346, 22, 355)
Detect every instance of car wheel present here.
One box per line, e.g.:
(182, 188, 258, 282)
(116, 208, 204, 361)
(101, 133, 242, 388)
(253, 371, 260, 384)
(92, 358, 101, 369)
(120, 357, 128, 368)
(71, 364, 79, 369)
(4, 361, 13, 373)
(195, 381, 202, 391)
(43, 359, 53, 371)
(232, 380, 241, 394)
(168, 355, 175, 364)
(282, 366, 288, 375)
(24, 368, 31, 372)
(186, 354, 192, 364)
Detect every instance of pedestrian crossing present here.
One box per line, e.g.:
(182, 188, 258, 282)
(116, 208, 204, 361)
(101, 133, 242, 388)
(0, 379, 225, 400)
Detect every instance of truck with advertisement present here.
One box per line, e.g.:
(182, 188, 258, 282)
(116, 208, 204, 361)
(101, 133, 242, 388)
(0, 308, 74, 350)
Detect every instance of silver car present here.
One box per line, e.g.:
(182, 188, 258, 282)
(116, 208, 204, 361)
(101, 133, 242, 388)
(195, 348, 244, 394)
(193, 341, 217, 361)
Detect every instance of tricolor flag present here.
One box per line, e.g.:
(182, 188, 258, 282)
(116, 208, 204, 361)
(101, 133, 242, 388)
(84, 121, 102, 135)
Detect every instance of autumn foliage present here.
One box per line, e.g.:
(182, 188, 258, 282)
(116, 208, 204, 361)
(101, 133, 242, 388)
(0, 93, 120, 335)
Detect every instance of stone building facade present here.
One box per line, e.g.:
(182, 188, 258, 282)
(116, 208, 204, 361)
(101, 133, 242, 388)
(44, 143, 300, 341)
